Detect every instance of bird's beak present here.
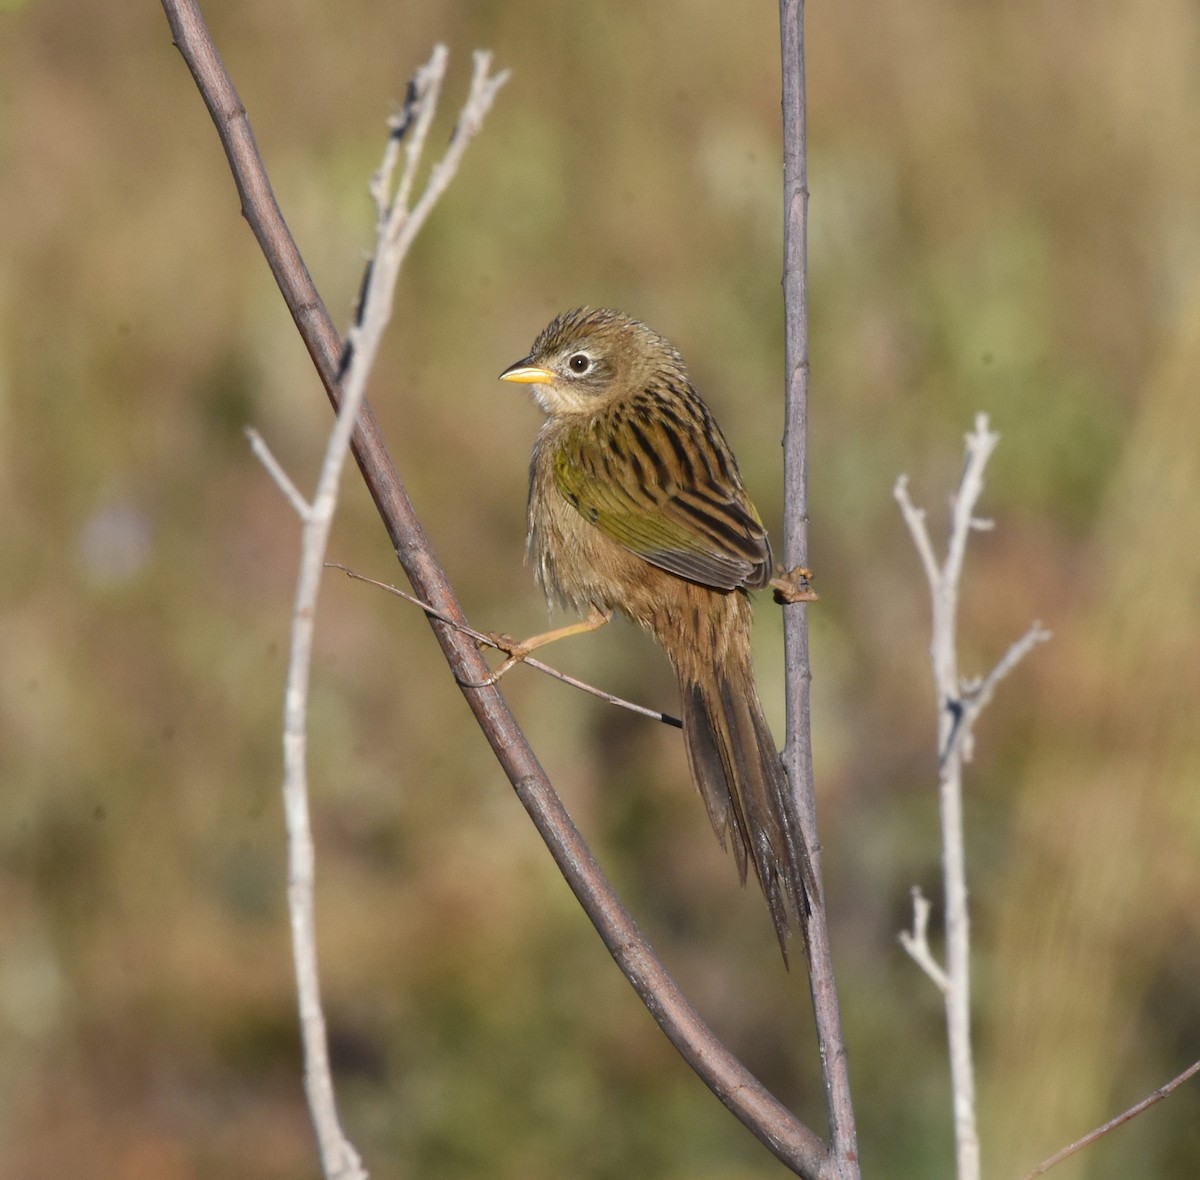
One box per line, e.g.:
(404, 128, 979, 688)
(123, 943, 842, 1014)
(499, 359, 554, 385)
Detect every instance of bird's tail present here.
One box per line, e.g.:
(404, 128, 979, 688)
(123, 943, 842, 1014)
(679, 660, 816, 962)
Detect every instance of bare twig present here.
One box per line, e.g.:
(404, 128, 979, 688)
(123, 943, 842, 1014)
(326, 565, 683, 728)
(162, 3, 831, 1175)
(779, 4, 860, 1178)
(894, 414, 1048, 1180)
(892, 475, 940, 589)
(941, 621, 1051, 769)
(898, 886, 950, 995)
(1021, 1059, 1200, 1179)
(247, 427, 311, 518)
(236, 42, 504, 1180)
(386, 51, 442, 218)
(345, 49, 508, 377)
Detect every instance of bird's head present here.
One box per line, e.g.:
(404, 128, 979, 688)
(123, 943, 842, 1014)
(500, 307, 687, 416)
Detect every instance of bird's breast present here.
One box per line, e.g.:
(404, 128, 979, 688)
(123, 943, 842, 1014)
(527, 427, 629, 614)
(526, 424, 751, 676)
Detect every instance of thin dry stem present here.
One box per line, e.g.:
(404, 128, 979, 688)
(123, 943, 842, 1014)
(349, 51, 508, 378)
(895, 413, 1047, 1180)
(1021, 1059, 1200, 1179)
(226, 39, 503, 1180)
(779, 2, 859, 1176)
(942, 622, 1051, 768)
(247, 427, 311, 519)
(327, 565, 682, 728)
(391, 48, 445, 215)
(893, 475, 940, 589)
(899, 886, 950, 994)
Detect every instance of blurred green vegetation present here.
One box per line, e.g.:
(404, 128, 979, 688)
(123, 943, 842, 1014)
(1, 0, 1199, 1177)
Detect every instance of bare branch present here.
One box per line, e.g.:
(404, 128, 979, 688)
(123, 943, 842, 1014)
(164, 8, 504, 1175)
(162, 3, 831, 1175)
(270, 45, 505, 1180)
(897, 413, 1045, 1180)
(245, 44, 501, 1180)
(395, 53, 508, 257)
(1021, 1059, 1200, 1179)
(391, 46, 445, 216)
(970, 621, 1052, 703)
(779, 1, 860, 1175)
(942, 621, 1052, 767)
(348, 49, 508, 382)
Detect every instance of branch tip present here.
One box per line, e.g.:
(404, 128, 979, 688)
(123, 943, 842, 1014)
(246, 427, 312, 520)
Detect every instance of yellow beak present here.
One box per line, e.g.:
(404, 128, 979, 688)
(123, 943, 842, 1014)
(499, 362, 554, 385)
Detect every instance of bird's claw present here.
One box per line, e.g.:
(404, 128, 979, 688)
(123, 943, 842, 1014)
(770, 566, 818, 605)
(465, 632, 531, 686)
(481, 630, 524, 657)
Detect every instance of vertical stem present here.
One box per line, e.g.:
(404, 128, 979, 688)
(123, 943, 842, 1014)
(933, 515, 978, 1180)
(898, 422, 1018, 1180)
(779, 3, 859, 1175)
(940, 751, 980, 1180)
(779, 0, 811, 571)
(930, 430, 992, 1180)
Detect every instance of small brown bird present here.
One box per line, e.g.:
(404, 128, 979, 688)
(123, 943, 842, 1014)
(499, 307, 814, 958)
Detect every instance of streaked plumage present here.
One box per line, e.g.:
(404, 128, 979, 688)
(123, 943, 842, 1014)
(501, 307, 813, 959)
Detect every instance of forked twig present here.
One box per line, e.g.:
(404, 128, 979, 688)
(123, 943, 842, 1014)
(272, 51, 503, 1180)
(164, 11, 505, 1175)
(897, 886, 949, 995)
(895, 414, 1049, 1180)
(247, 427, 309, 518)
(939, 622, 1051, 769)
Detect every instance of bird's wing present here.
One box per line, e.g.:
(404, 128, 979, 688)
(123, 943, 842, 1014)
(554, 398, 772, 591)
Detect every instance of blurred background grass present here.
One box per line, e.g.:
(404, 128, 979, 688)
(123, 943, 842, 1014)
(2, 0, 1199, 1177)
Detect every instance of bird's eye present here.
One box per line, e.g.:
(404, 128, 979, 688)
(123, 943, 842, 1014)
(567, 352, 591, 374)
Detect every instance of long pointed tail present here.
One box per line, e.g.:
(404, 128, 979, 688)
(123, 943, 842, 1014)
(680, 663, 816, 961)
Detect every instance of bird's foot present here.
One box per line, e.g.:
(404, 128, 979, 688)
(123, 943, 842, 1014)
(464, 607, 612, 688)
(770, 566, 818, 605)
(471, 632, 531, 685)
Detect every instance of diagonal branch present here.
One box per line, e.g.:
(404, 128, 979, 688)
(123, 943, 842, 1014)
(161, 1, 831, 1175)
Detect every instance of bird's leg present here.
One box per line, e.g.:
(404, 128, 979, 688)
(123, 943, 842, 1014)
(478, 605, 611, 685)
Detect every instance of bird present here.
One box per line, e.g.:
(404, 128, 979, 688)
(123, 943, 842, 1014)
(497, 307, 815, 960)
